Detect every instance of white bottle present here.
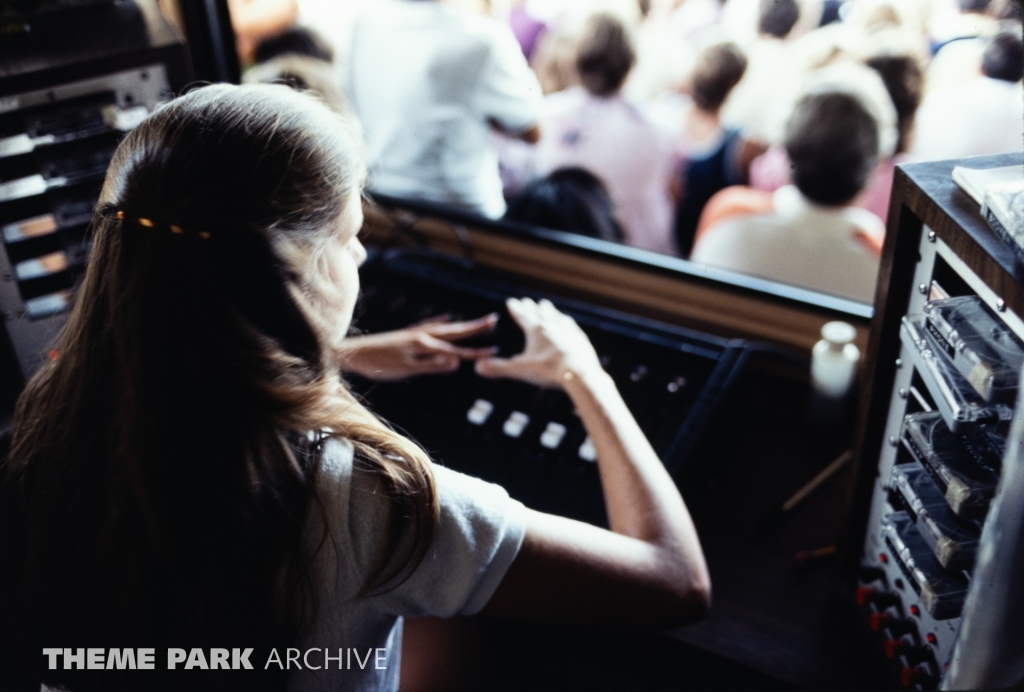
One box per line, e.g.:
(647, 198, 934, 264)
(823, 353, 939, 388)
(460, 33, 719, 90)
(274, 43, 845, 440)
(811, 321, 861, 398)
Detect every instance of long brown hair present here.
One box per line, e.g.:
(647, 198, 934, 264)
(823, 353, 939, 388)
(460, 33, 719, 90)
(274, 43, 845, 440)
(0, 84, 438, 692)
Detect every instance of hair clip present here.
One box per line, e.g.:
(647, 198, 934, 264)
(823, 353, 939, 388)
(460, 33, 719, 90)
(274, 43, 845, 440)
(115, 211, 211, 240)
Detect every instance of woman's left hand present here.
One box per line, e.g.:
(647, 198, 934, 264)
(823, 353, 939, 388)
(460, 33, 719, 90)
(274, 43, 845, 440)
(336, 313, 499, 381)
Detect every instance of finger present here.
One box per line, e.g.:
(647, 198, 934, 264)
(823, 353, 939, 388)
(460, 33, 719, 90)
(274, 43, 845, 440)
(506, 297, 540, 331)
(409, 312, 453, 328)
(424, 312, 499, 341)
(422, 337, 499, 360)
(418, 353, 460, 373)
(538, 298, 578, 331)
(475, 356, 516, 379)
(538, 298, 561, 322)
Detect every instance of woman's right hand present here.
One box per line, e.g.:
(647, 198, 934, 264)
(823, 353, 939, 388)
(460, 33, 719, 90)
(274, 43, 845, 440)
(475, 298, 603, 388)
(478, 299, 710, 626)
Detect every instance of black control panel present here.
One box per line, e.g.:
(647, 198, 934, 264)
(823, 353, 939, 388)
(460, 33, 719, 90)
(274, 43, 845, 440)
(350, 250, 748, 526)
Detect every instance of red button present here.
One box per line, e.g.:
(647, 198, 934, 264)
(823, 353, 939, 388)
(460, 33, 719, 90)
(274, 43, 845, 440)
(885, 639, 907, 659)
(910, 605, 920, 617)
(880, 553, 889, 563)
(927, 633, 938, 646)
(856, 587, 875, 606)
(870, 612, 889, 631)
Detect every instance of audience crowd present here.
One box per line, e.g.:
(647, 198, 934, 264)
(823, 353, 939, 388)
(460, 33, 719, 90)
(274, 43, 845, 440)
(240, 0, 1024, 301)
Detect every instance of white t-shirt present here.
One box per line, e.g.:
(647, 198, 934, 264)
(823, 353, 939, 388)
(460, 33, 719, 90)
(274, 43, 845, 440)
(530, 87, 678, 255)
(347, 0, 542, 218)
(691, 185, 882, 303)
(287, 437, 527, 692)
(912, 76, 1024, 162)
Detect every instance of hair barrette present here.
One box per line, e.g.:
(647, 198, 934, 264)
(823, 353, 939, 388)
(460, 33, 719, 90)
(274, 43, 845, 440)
(116, 210, 211, 240)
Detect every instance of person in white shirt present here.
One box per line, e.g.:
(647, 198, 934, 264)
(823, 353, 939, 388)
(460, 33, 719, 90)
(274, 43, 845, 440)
(693, 90, 884, 303)
(530, 12, 678, 255)
(347, 0, 543, 218)
(1, 84, 710, 692)
(912, 31, 1024, 161)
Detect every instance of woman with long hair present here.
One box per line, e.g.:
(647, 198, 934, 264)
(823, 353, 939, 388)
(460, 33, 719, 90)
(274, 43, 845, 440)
(0, 83, 709, 692)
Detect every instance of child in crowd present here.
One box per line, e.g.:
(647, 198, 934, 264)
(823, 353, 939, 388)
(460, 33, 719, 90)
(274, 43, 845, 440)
(672, 41, 752, 256)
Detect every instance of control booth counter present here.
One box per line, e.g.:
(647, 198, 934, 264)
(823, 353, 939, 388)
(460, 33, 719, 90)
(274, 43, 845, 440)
(358, 194, 890, 690)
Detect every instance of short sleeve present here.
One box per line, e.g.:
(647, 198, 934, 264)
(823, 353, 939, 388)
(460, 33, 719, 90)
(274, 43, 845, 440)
(363, 463, 528, 618)
(472, 22, 542, 133)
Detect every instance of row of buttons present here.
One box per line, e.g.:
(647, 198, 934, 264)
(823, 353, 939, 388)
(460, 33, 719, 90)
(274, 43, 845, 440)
(860, 562, 939, 689)
(466, 399, 597, 462)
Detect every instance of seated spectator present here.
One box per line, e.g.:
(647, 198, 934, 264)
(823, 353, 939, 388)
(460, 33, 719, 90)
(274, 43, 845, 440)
(244, 27, 351, 116)
(228, 0, 299, 64)
(529, 23, 581, 95)
(720, 0, 800, 143)
(929, 0, 998, 53)
(252, 24, 335, 64)
(347, 0, 543, 218)
(855, 53, 924, 221)
(505, 167, 625, 242)
(864, 53, 924, 159)
(747, 60, 903, 226)
(672, 42, 749, 256)
(691, 91, 884, 303)
(530, 13, 677, 254)
(926, 0, 1000, 92)
(912, 31, 1024, 161)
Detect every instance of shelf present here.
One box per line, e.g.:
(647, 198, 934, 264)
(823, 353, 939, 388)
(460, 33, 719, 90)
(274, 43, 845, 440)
(848, 153, 1024, 690)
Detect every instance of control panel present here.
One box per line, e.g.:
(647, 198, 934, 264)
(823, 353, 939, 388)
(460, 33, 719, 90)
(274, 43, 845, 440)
(856, 229, 1024, 688)
(0, 65, 172, 381)
(351, 250, 748, 526)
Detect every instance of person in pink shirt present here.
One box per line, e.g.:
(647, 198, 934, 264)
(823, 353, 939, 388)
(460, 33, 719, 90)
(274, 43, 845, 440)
(529, 13, 678, 255)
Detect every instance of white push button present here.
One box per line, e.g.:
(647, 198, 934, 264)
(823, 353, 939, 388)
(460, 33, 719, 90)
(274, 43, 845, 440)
(539, 422, 567, 449)
(466, 399, 494, 425)
(579, 436, 597, 462)
(503, 411, 530, 438)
